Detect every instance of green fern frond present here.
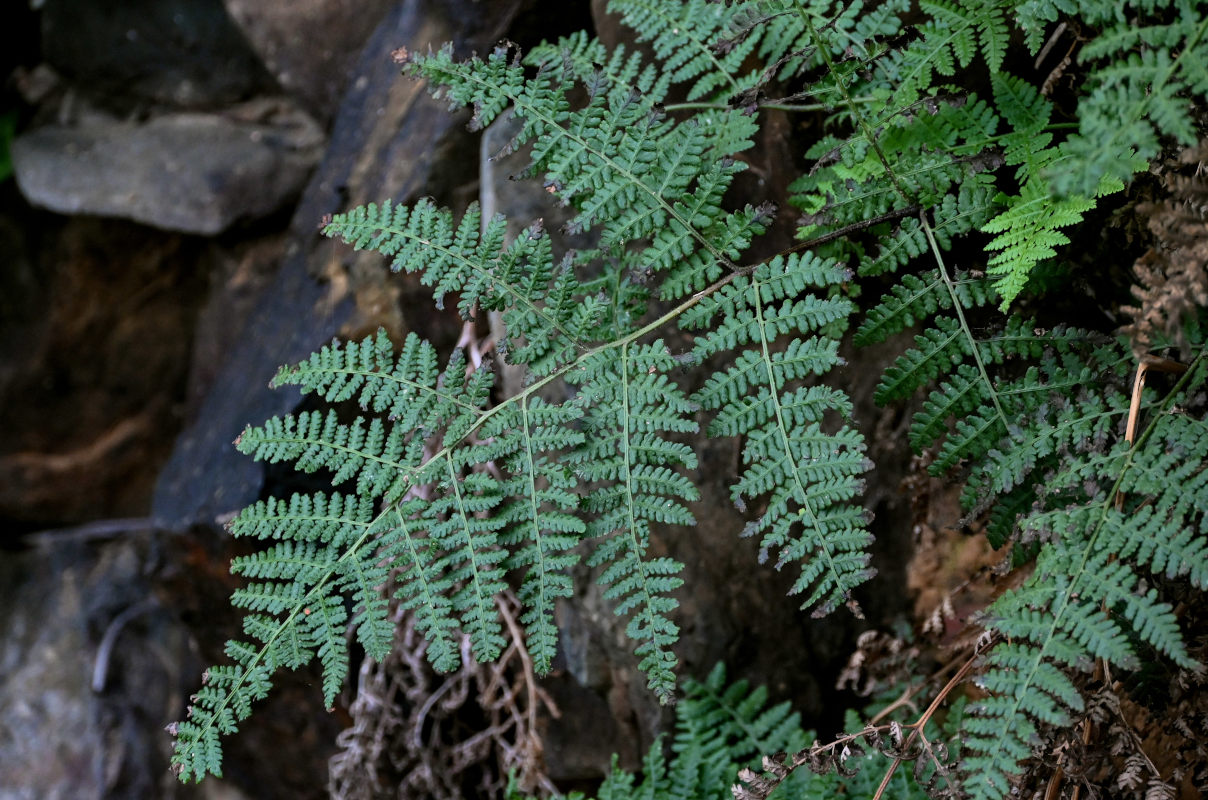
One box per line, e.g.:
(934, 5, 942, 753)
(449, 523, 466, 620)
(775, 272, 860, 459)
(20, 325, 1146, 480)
(235, 409, 415, 501)
(408, 42, 763, 300)
(875, 315, 970, 405)
(583, 662, 811, 800)
(670, 663, 810, 796)
(687, 254, 874, 616)
(569, 342, 700, 699)
(525, 32, 672, 105)
(172, 490, 393, 780)
(977, 72, 1122, 305)
(607, 0, 760, 102)
(490, 396, 586, 673)
(854, 268, 996, 347)
(961, 352, 1208, 798)
(922, 0, 1009, 73)
(1051, 7, 1208, 196)
(174, 2, 1208, 791)
(1012, 0, 1079, 51)
(981, 178, 1105, 307)
(870, 0, 1008, 103)
(324, 203, 593, 376)
(739, 0, 909, 89)
(858, 183, 998, 276)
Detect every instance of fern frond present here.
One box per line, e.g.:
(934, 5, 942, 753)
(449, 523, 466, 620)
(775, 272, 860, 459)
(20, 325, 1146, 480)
(871, 0, 1008, 104)
(855, 268, 996, 347)
(525, 32, 672, 105)
(681, 662, 809, 759)
(981, 178, 1103, 307)
(739, 0, 908, 88)
(568, 342, 700, 699)
(922, 0, 1009, 73)
(858, 183, 998, 276)
(1051, 9, 1208, 196)
(875, 315, 970, 405)
(608, 0, 760, 101)
(235, 410, 415, 502)
(324, 203, 594, 376)
(579, 662, 812, 800)
(407, 43, 763, 300)
(173, 493, 394, 780)
(961, 353, 1208, 799)
(489, 396, 586, 673)
(688, 254, 874, 616)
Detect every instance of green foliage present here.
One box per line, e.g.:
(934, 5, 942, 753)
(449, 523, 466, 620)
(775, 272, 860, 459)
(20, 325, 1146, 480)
(509, 664, 956, 800)
(173, 6, 870, 781)
(791, 0, 1207, 303)
(962, 357, 1208, 798)
(685, 252, 874, 615)
(592, 663, 812, 800)
(0, 111, 15, 183)
(173, 0, 1208, 795)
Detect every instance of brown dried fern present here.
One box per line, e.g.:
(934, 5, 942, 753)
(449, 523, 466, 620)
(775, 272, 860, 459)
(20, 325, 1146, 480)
(328, 590, 557, 800)
(1121, 141, 1208, 360)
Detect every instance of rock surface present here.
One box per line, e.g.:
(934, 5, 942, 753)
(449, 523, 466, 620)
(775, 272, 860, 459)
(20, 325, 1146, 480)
(12, 104, 324, 235)
(0, 535, 198, 799)
(40, 0, 274, 109)
(0, 214, 205, 531)
(152, 0, 525, 528)
(223, 0, 397, 123)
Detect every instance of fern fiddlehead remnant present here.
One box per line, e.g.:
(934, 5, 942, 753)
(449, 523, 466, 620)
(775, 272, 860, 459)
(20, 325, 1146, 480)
(173, 0, 1208, 795)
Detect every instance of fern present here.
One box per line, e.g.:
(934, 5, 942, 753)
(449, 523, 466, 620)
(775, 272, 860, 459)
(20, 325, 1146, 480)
(598, 664, 812, 800)
(962, 356, 1208, 797)
(606, 0, 763, 102)
(171, 0, 1208, 792)
(684, 252, 874, 615)
(172, 15, 872, 781)
(1047, 0, 1208, 195)
(568, 343, 700, 698)
(510, 664, 955, 800)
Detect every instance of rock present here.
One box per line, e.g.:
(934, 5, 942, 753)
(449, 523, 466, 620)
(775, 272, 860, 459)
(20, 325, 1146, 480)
(39, 0, 274, 109)
(12, 102, 324, 235)
(0, 215, 205, 533)
(0, 535, 200, 799)
(0, 525, 336, 799)
(223, 0, 397, 124)
(152, 0, 526, 529)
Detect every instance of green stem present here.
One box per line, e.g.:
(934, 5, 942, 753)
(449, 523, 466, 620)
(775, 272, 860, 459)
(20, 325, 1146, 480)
(664, 97, 878, 113)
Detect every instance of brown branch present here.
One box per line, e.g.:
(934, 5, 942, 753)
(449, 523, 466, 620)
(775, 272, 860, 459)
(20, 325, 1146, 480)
(870, 649, 981, 800)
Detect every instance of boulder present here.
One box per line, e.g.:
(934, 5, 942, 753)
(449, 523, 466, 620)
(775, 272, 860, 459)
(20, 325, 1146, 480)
(223, 0, 398, 124)
(0, 536, 202, 799)
(39, 0, 274, 109)
(12, 103, 324, 235)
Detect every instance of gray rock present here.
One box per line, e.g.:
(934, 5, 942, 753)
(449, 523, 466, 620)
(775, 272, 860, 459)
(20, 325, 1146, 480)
(223, 0, 397, 124)
(40, 0, 274, 110)
(12, 105, 324, 235)
(152, 0, 526, 529)
(0, 535, 201, 800)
